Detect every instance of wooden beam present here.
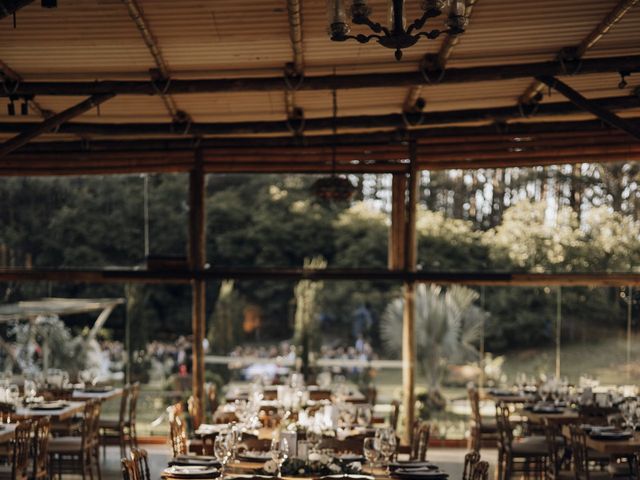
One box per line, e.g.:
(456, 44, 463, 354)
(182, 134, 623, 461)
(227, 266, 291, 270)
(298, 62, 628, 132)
(536, 76, 640, 141)
(519, 0, 639, 105)
(0, 267, 639, 287)
(189, 150, 206, 427)
(3, 55, 640, 97)
(402, 141, 419, 446)
(0, 93, 115, 158)
(0, 0, 33, 20)
(0, 95, 636, 138)
(122, 0, 186, 123)
(389, 174, 407, 270)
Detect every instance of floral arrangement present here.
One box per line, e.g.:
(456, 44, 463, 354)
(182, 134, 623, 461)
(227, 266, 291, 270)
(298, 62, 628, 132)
(261, 452, 362, 476)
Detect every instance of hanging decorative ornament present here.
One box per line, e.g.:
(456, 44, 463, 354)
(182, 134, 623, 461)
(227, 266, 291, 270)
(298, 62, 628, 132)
(311, 75, 356, 202)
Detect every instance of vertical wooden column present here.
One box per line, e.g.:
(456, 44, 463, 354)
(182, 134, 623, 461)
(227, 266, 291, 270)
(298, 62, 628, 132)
(189, 149, 206, 426)
(388, 174, 407, 270)
(402, 142, 419, 445)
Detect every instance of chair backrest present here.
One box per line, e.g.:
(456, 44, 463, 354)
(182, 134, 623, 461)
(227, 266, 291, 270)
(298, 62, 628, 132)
(168, 403, 188, 456)
(130, 448, 151, 480)
(467, 385, 481, 425)
(410, 421, 431, 461)
(121, 458, 138, 480)
(33, 417, 51, 480)
(390, 400, 400, 431)
(89, 399, 103, 445)
(470, 460, 490, 480)
(129, 382, 140, 426)
(494, 402, 513, 455)
(569, 424, 590, 480)
(462, 450, 481, 480)
(187, 395, 201, 430)
(206, 383, 219, 419)
(118, 385, 131, 425)
(543, 419, 562, 479)
(12, 420, 32, 480)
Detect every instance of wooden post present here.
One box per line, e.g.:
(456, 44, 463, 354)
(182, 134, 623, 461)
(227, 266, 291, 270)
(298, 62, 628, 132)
(388, 174, 407, 270)
(189, 150, 206, 426)
(402, 141, 419, 445)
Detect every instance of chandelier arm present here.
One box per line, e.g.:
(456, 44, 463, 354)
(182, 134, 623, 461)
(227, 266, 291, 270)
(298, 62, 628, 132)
(406, 12, 430, 35)
(415, 29, 445, 40)
(358, 16, 390, 37)
(348, 33, 384, 44)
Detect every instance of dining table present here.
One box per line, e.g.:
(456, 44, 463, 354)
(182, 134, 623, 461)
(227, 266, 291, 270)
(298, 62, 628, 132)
(72, 387, 123, 402)
(0, 423, 17, 444)
(561, 424, 640, 455)
(517, 407, 579, 425)
(14, 400, 85, 422)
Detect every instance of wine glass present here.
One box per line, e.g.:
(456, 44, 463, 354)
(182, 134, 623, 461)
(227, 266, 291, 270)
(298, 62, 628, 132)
(306, 428, 321, 453)
(376, 428, 397, 472)
(214, 434, 231, 476)
(363, 437, 381, 474)
(357, 407, 372, 427)
(226, 426, 241, 463)
(270, 437, 288, 478)
(24, 380, 37, 400)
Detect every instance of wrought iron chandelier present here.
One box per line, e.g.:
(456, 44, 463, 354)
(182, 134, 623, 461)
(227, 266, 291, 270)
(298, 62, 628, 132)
(328, 0, 467, 60)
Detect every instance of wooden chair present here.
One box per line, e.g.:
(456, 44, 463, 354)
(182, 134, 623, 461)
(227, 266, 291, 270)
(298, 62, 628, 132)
(32, 417, 51, 480)
(410, 421, 431, 461)
(568, 425, 634, 480)
(121, 458, 137, 480)
(0, 420, 32, 480)
(100, 384, 131, 459)
(468, 385, 498, 451)
(49, 399, 102, 480)
(462, 450, 481, 480)
(126, 382, 140, 449)
(168, 403, 188, 457)
(187, 395, 202, 431)
(470, 460, 490, 480)
(130, 448, 151, 480)
(390, 400, 400, 431)
(495, 402, 547, 480)
(543, 419, 571, 480)
(206, 383, 219, 421)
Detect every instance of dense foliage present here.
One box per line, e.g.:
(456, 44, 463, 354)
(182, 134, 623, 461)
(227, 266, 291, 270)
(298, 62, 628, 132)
(1, 163, 639, 355)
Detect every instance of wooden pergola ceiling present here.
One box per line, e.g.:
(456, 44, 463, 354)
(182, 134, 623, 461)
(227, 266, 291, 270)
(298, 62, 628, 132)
(0, 0, 639, 172)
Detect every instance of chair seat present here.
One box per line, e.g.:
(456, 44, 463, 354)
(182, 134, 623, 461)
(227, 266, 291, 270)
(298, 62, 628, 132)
(49, 436, 84, 454)
(512, 436, 548, 456)
(479, 418, 497, 433)
(99, 419, 123, 430)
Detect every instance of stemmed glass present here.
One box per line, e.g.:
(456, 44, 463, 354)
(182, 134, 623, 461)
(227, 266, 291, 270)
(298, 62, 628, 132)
(306, 428, 321, 454)
(376, 427, 397, 473)
(363, 437, 381, 475)
(357, 407, 372, 427)
(270, 437, 288, 478)
(226, 426, 241, 463)
(214, 434, 231, 477)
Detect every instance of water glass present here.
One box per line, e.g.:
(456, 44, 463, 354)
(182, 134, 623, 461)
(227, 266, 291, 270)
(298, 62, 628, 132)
(363, 437, 381, 474)
(270, 437, 288, 478)
(213, 434, 231, 475)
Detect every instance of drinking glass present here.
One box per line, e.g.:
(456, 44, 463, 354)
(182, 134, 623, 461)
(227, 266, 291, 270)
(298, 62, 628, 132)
(376, 427, 397, 472)
(306, 428, 321, 453)
(214, 434, 231, 476)
(24, 380, 37, 400)
(363, 437, 381, 474)
(357, 407, 372, 427)
(270, 437, 288, 478)
(226, 426, 241, 463)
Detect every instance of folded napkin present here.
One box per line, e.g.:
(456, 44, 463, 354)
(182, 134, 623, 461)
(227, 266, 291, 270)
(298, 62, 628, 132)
(390, 462, 438, 471)
(162, 465, 220, 479)
(392, 468, 449, 479)
(169, 456, 220, 468)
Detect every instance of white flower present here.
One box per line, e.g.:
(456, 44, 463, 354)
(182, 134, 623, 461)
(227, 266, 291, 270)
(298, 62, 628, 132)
(319, 454, 331, 465)
(263, 460, 277, 474)
(328, 463, 342, 473)
(308, 452, 322, 463)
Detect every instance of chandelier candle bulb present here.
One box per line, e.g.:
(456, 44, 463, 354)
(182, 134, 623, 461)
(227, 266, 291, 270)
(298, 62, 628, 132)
(327, 0, 349, 38)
